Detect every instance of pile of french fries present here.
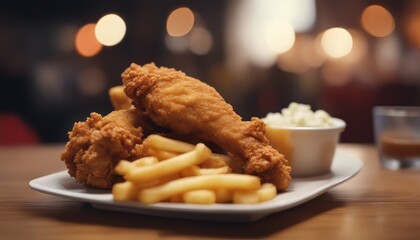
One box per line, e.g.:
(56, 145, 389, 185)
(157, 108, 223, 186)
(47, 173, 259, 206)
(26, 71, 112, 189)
(112, 135, 277, 204)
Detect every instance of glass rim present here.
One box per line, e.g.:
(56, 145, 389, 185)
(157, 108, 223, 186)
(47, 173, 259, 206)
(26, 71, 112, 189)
(373, 106, 420, 117)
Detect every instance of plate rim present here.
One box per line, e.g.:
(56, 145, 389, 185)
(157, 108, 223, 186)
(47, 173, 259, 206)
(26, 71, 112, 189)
(29, 151, 363, 220)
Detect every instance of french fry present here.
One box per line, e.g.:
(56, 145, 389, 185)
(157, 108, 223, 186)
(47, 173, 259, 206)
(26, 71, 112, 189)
(233, 190, 260, 204)
(138, 174, 260, 204)
(182, 190, 216, 204)
(180, 166, 200, 177)
(114, 160, 136, 175)
(214, 188, 233, 203)
(180, 165, 230, 177)
(112, 181, 138, 201)
(143, 134, 195, 153)
(125, 143, 211, 183)
(145, 135, 233, 166)
(169, 194, 183, 203)
(114, 157, 158, 175)
(232, 183, 277, 204)
(112, 135, 279, 205)
(200, 154, 230, 168)
(132, 157, 159, 167)
(198, 165, 231, 175)
(147, 148, 178, 161)
(135, 173, 180, 189)
(109, 86, 132, 110)
(257, 183, 277, 202)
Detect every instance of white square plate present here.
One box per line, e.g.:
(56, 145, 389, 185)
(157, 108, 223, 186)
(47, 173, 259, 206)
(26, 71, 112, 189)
(29, 151, 362, 222)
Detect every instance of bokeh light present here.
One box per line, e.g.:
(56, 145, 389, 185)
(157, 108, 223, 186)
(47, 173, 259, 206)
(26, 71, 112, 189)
(343, 29, 368, 64)
(55, 26, 77, 53)
(165, 35, 189, 53)
(405, 13, 420, 49)
(226, 0, 315, 69)
(95, 14, 126, 46)
(321, 28, 353, 58)
(34, 63, 62, 99)
(304, 33, 325, 68)
(361, 5, 395, 38)
(374, 34, 401, 80)
(277, 34, 322, 73)
(77, 67, 107, 96)
(282, 0, 316, 32)
(265, 21, 296, 55)
(189, 27, 213, 55)
(166, 7, 195, 37)
(75, 23, 103, 57)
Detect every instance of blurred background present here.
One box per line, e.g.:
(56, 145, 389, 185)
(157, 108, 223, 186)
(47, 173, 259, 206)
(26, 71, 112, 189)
(1, 0, 419, 145)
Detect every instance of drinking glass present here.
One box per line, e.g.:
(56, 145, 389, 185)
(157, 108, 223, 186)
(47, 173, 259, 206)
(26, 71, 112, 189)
(373, 106, 420, 170)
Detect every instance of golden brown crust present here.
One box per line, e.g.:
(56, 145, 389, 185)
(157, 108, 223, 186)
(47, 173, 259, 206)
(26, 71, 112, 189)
(121, 63, 291, 190)
(61, 109, 146, 189)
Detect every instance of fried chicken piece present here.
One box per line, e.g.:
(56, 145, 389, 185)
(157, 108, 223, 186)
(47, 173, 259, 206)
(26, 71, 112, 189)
(122, 63, 291, 190)
(61, 109, 146, 189)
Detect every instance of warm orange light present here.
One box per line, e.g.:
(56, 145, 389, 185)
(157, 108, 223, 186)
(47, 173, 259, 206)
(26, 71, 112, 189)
(75, 23, 103, 57)
(405, 14, 420, 49)
(361, 5, 395, 37)
(166, 7, 195, 37)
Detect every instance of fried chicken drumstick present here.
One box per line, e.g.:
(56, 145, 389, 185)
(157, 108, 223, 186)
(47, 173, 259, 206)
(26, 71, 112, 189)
(122, 63, 291, 190)
(61, 109, 146, 188)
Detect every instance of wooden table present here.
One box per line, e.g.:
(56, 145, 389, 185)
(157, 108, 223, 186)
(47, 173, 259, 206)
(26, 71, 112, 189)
(1, 144, 420, 240)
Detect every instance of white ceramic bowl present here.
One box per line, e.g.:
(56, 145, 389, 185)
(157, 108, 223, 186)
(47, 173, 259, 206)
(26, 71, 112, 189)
(265, 118, 346, 177)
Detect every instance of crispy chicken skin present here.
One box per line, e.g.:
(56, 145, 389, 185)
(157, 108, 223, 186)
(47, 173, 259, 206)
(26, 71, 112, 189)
(122, 63, 291, 190)
(61, 109, 146, 189)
